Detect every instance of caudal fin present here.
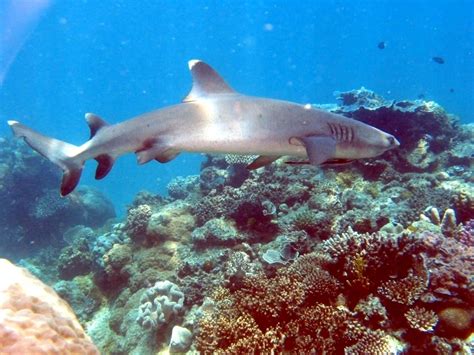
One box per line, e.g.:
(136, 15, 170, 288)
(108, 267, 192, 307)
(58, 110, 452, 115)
(8, 120, 84, 196)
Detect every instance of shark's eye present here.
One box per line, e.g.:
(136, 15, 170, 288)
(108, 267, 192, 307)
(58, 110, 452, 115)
(387, 136, 396, 146)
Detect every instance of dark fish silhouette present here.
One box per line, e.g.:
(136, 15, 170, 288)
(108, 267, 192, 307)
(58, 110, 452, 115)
(449, 88, 454, 93)
(377, 41, 386, 49)
(432, 56, 445, 64)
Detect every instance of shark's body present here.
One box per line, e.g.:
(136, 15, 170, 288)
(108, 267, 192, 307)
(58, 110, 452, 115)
(8, 60, 399, 196)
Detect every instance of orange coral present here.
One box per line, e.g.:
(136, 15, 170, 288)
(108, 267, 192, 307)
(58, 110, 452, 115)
(287, 253, 341, 302)
(0, 259, 98, 354)
(194, 269, 401, 354)
(195, 288, 282, 354)
(234, 271, 306, 328)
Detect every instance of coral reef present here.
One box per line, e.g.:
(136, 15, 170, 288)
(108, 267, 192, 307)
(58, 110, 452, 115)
(191, 217, 243, 247)
(57, 237, 94, 280)
(54, 275, 104, 323)
(146, 200, 196, 243)
(97, 243, 133, 292)
(167, 175, 199, 200)
(125, 204, 153, 243)
(3, 90, 473, 353)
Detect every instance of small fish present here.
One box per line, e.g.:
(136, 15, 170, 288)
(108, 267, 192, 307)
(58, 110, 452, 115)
(377, 41, 386, 49)
(449, 88, 454, 93)
(432, 56, 445, 64)
(417, 93, 425, 99)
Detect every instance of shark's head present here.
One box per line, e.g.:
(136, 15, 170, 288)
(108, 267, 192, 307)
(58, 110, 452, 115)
(356, 125, 400, 158)
(334, 122, 400, 160)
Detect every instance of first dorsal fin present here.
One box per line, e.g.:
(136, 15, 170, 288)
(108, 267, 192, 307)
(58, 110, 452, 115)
(85, 113, 109, 139)
(183, 60, 236, 102)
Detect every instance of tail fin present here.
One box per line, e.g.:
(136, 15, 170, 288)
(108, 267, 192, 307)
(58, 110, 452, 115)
(8, 120, 84, 196)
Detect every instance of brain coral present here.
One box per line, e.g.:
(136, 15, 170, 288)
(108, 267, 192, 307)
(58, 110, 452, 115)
(0, 259, 98, 354)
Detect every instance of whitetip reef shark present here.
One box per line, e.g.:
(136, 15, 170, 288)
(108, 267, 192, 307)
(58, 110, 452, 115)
(8, 60, 400, 196)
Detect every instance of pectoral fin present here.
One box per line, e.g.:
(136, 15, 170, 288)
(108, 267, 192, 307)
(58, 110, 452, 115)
(246, 155, 280, 170)
(299, 136, 336, 165)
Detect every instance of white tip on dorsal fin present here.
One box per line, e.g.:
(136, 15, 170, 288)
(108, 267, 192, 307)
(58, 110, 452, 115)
(183, 59, 236, 102)
(85, 113, 109, 139)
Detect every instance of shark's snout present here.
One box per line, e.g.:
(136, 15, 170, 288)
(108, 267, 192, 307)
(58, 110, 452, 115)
(386, 135, 400, 148)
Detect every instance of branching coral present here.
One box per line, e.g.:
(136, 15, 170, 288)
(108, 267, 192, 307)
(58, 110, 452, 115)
(317, 229, 425, 300)
(195, 284, 404, 354)
(377, 269, 428, 305)
(290, 208, 334, 239)
(233, 272, 306, 329)
(405, 306, 438, 332)
(294, 304, 349, 352)
(345, 327, 397, 354)
(287, 253, 341, 302)
(195, 287, 282, 354)
(195, 287, 349, 354)
(354, 294, 389, 327)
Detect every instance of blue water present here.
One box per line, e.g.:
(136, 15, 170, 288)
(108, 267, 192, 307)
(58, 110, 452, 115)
(1, 0, 473, 213)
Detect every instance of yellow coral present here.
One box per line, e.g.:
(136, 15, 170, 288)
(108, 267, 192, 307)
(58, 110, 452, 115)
(349, 252, 371, 289)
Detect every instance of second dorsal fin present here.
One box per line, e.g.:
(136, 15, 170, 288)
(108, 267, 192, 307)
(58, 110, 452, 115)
(183, 60, 236, 102)
(85, 113, 109, 139)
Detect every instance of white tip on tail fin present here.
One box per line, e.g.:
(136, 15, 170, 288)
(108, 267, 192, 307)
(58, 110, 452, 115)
(8, 120, 84, 196)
